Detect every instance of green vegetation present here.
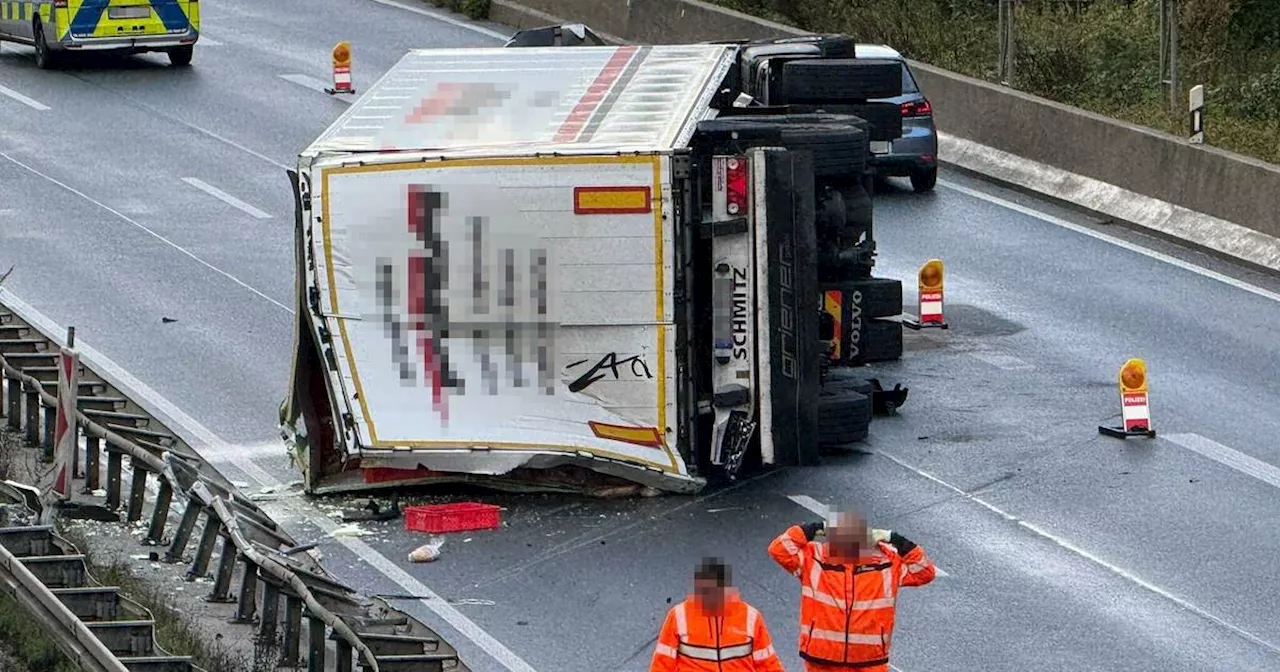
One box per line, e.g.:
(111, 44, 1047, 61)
(426, 0, 492, 20)
(713, 0, 1280, 164)
(0, 592, 80, 672)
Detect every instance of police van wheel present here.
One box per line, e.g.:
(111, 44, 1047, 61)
(168, 45, 193, 67)
(33, 21, 59, 70)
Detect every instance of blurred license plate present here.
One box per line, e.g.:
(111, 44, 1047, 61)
(108, 6, 151, 19)
(870, 141, 891, 155)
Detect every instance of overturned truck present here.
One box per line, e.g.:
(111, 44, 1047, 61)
(281, 34, 910, 495)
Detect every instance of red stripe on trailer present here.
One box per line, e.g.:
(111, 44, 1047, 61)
(553, 46, 638, 143)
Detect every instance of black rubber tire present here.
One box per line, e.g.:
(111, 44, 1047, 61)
(775, 59, 904, 104)
(816, 390, 872, 448)
(33, 21, 59, 70)
(862, 318, 904, 363)
(815, 185, 873, 279)
(789, 102, 904, 141)
(167, 45, 194, 67)
(911, 166, 938, 193)
(694, 117, 866, 180)
(842, 184, 873, 238)
(824, 368, 875, 395)
(756, 34, 857, 58)
(820, 277, 903, 319)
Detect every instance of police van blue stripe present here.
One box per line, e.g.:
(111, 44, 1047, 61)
(69, 1, 107, 35)
(147, 0, 188, 31)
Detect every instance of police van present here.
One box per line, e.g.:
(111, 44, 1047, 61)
(0, 0, 199, 69)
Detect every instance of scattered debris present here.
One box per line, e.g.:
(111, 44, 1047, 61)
(408, 536, 446, 563)
(161, 316, 177, 323)
(342, 495, 401, 523)
(0, 265, 12, 286)
(328, 523, 370, 538)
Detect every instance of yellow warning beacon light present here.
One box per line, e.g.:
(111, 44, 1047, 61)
(905, 258, 948, 330)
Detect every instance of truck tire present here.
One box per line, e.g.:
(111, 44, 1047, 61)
(694, 118, 866, 180)
(756, 34, 857, 58)
(862, 318, 904, 363)
(823, 368, 874, 395)
(817, 390, 872, 448)
(842, 184, 873, 239)
(774, 59, 904, 104)
(789, 102, 904, 142)
(821, 277, 902, 319)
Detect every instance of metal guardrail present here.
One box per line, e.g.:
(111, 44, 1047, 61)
(0, 294, 469, 672)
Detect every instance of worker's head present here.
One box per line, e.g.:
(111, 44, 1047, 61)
(693, 556, 732, 614)
(826, 508, 874, 562)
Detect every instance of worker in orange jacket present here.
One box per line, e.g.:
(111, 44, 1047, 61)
(768, 509, 935, 672)
(651, 557, 787, 672)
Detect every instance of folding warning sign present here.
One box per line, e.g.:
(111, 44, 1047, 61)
(327, 41, 354, 95)
(47, 333, 79, 507)
(905, 258, 948, 330)
(1099, 358, 1156, 439)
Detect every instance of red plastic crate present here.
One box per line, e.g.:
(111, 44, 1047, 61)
(404, 503, 501, 534)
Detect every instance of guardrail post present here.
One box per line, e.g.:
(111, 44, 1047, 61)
(41, 404, 56, 461)
(307, 615, 326, 672)
(335, 638, 354, 672)
(83, 435, 101, 491)
(127, 458, 148, 523)
(106, 450, 123, 509)
(232, 557, 258, 623)
(145, 480, 173, 545)
(209, 535, 238, 602)
(166, 503, 201, 563)
(282, 595, 303, 666)
(187, 514, 220, 581)
(24, 384, 39, 446)
(6, 376, 18, 429)
(259, 582, 280, 643)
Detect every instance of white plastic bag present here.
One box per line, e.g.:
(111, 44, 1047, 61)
(408, 536, 446, 563)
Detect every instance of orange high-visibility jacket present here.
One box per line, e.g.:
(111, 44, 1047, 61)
(768, 526, 936, 670)
(650, 589, 786, 672)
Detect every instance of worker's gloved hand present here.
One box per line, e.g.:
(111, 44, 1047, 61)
(870, 528, 892, 544)
(800, 522, 824, 541)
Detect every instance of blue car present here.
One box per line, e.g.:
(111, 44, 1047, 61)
(856, 44, 938, 193)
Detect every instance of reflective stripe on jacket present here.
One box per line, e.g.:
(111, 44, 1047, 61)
(650, 590, 786, 672)
(768, 525, 936, 668)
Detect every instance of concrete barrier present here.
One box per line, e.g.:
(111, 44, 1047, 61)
(489, 0, 1280, 270)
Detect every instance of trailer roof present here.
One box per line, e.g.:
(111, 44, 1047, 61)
(304, 44, 738, 157)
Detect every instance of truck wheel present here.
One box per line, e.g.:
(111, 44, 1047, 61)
(695, 118, 866, 182)
(167, 45, 193, 67)
(823, 368, 874, 395)
(788, 102, 904, 142)
(841, 184, 873, 239)
(33, 21, 59, 70)
(861, 318, 904, 363)
(774, 59, 904, 104)
(757, 34, 857, 58)
(817, 390, 872, 448)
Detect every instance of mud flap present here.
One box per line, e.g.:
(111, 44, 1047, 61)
(754, 148, 821, 467)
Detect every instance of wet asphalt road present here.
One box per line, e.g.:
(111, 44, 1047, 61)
(3, 1, 1280, 670)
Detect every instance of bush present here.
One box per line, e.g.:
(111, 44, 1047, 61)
(708, 0, 1280, 164)
(426, 0, 489, 20)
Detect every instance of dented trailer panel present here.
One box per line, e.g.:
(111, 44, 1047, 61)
(300, 44, 738, 159)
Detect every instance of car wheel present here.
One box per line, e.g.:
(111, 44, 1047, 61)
(33, 21, 58, 70)
(911, 166, 938, 193)
(167, 45, 193, 67)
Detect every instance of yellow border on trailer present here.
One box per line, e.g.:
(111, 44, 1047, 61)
(319, 154, 680, 473)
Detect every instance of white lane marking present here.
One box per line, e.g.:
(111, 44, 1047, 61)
(0, 287, 540, 672)
(940, 180, 1280, 305)
(0, 152, 291, 314)
(366, 0, 509, 39)
(1165, 433, 1280, 491)
(875, 449, 1280, 656)
(279, 73, 350, 103)
(181, 177, 273, 219)
(786, 495, 951, 577)
(0, 84, 50, 111)
(966, 350, 1034, 371)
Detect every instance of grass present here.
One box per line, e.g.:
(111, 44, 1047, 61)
(0, 593, 80, 672)
(711, 0, 1280, 165)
